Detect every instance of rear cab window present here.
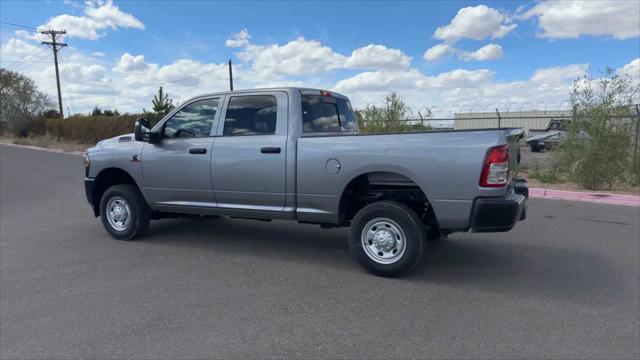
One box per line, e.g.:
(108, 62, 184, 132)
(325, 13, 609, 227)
(302, 93, 357, 134)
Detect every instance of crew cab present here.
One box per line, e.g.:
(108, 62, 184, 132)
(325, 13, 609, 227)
(83, 88, 528, 277)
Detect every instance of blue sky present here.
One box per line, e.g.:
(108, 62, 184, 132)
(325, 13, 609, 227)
(1, 0, 638, 115)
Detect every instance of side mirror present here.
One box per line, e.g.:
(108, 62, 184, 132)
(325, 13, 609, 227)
(134, 117, 151, 142)
(134, 117, 162, 143)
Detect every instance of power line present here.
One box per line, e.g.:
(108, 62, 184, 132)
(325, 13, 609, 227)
(5, 59, 51, 73)
(0, 21, 39, 31)
(3, 47, 44, 70)
(7, 51, 50, 72)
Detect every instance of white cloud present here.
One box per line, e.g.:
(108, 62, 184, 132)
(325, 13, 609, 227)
(113, 53, 149, 73)
(522, 0, 640, 39)
(345, 44, 411, 69)
(618, 58, 640, 81)
(59, 62, 106, 81)
(62, 0, 84, 10)
(425, 43, 504, 62)
(334, 68, 494, 93)
(228, 30, 413, 81)
(3, 22, 634, 117)
(459, 44, 505, 61)
(237, 37, 346, 78)
(41, 0, 144, 40)
(530, 63, 588, 84)
(225, 29, 251, 48)
(423, 44, 454, 61)
(434, 5, 516, 43)
(92, 51, 105, 57)
(333, 63, 594, 113)
(0, 38, 40, 56)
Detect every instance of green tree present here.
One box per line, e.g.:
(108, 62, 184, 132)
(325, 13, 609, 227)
(359, 92, 429, 133)
(91, 105, 103, 116)
(556, 68, 640, 189)
(0, 68, 53, 136)
(151, 86, 175, 115)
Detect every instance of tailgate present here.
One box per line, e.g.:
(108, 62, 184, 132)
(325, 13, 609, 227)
(505, 129, 525, 174)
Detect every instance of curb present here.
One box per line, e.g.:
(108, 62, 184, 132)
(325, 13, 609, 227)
(0, 142, 83, 156)
(529, 188, 640, 207)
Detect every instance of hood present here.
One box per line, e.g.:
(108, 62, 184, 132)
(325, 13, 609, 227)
(96, 133, 135, 147)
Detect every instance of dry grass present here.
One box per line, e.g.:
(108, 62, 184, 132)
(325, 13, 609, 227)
(1, 136, 91, 153)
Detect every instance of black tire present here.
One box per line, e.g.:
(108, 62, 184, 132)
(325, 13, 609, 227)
(349, 201, 425, 277)
(530, 143, 541, 152)
(99, 184, 150, 240)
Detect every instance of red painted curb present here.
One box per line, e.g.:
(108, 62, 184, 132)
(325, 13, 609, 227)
(529, 188, 640, 207)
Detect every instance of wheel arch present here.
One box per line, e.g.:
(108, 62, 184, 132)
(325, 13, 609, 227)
(337, 170, 440, 230)
(92, 167, 142, 216)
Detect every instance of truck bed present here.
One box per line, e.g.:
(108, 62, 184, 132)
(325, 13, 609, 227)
(295, 128, 523, 230)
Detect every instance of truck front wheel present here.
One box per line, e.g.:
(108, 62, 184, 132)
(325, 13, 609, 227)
(99, 184, 150, 240)
(349, 201, 425, 277)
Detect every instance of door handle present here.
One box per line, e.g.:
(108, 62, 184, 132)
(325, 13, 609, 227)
(260, 147, 281, 154)
(189, 148, 207, 154)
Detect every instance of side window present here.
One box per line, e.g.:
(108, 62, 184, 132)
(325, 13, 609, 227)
(223, 95, 277, 136)
(163, 98, 219, 138)
(336, 98, 357, 132)
(302, 95, 357, 133)
(302, 95, 340, 133)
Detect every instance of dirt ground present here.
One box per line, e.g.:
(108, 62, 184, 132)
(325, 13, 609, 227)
(519, 145, 556, 172)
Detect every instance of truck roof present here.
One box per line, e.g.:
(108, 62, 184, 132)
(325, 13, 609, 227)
(186, 87, 348, 101)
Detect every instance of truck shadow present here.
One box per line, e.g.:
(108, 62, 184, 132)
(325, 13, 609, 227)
(144, 217, 353, 268)
(412, 237, 622, 306)
(145, 217, 622, 306)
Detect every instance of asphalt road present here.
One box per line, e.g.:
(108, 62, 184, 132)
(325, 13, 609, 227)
(1, 144, 639, 359)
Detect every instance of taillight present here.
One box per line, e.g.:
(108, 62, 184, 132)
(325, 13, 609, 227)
(480, 144, 509, 187)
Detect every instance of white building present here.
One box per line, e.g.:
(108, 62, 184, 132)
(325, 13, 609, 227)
(454, 110, 572, 133)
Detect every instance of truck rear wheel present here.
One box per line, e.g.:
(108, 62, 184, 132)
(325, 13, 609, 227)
(349, 201, 425, 277)
(99, 184, 150, 240)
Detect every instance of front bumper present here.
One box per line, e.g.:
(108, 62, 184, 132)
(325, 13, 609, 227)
(469, 178, 528, 232)
(84, 177, 95, 207)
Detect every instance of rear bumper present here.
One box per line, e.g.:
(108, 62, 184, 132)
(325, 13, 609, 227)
(469, 178, 528, 232)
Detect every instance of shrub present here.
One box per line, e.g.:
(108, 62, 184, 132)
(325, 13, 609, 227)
(555, 68, 639, 190)
(46, 114, 140, 144)
(26, 116, 47, 136)
(358, 92, 431, 134)
(528, 170, 564, 184)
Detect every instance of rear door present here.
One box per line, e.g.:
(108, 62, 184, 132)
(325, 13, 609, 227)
(211, 92, 288, 211)
(141, 97, 221, 206)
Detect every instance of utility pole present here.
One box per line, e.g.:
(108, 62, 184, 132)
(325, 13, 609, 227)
(228, 59, 233, 91)
(40, 29, 67, 118)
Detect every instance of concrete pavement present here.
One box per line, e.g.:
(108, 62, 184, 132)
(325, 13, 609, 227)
(1, 144, 639, 359)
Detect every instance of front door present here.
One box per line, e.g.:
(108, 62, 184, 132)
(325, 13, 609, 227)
(211, 92, 288, 211)
(141, 97, 221, 206)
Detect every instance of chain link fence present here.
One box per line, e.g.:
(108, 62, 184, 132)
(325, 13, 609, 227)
(358, 106, 640, 174)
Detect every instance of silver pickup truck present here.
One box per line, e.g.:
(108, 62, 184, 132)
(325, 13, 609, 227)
(83, 87, 528, 277)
